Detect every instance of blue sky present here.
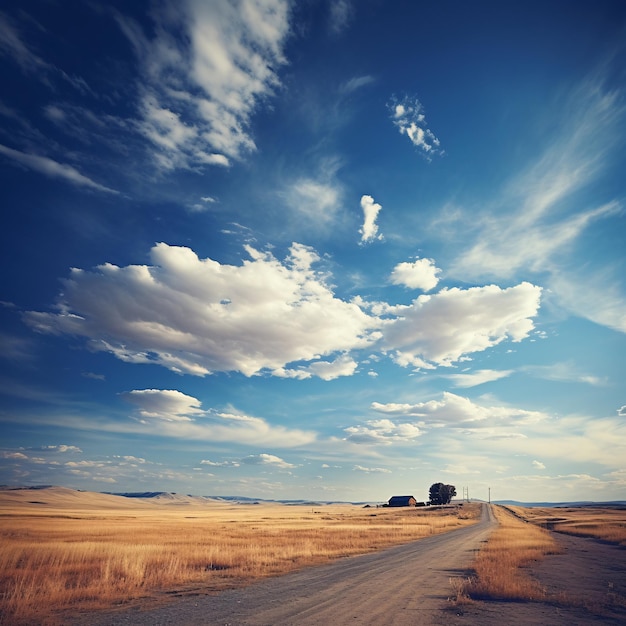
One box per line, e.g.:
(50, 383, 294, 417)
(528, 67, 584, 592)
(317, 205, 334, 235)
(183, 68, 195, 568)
(1, 0, 625, 503)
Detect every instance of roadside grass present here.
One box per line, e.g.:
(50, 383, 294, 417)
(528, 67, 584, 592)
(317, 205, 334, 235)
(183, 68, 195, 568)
(506, 505, 626, 546)
(460, 505, 560, 602)
(0, 502, 480, 624)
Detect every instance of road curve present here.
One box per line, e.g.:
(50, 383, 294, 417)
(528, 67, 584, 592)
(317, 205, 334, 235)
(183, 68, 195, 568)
(82, 504, 496, 626)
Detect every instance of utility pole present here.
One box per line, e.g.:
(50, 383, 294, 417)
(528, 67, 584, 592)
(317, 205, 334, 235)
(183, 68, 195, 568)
(488, 487, 491, 504)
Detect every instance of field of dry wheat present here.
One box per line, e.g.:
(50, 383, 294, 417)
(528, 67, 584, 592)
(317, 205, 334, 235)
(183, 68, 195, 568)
(0, 489, 480, 625)
(458, 504, 560, 602)
(459, 503, 626, 605)
(505, 505, 626, 546)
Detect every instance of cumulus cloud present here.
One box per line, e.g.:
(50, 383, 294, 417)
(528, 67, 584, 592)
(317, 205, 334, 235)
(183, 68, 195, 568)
(359, 195, 383, 243)
(388, 95, 443, 159)
(25, 242, 379, 378)
(116, 0, 291, 170)
(619, 406, 626, 417)
(344, 418, 422, 445)
(532, 460, 546, 470)
(371, 392, 547, 429)
(379, 282, 542, 369)
(24, 242, 544, 379)
(0, 143, 118, 194)
(120, 389, 205, 422)
(306, 355, 358, 380)
(390, 257, 440, 291)
(240, 453, 295, 469)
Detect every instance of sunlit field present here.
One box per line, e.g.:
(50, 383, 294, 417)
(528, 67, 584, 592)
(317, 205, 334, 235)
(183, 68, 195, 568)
(459, 505, 560, 602)
(506, 505, 626, 546)
(0, 488, 480, 624)
(458, 503, 626, 606)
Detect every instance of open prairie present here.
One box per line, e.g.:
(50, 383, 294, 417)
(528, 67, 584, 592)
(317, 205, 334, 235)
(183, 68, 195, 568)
(449, 504, 626, 625)
(505, 504, 626, 546)
(0, 487, 480, 625)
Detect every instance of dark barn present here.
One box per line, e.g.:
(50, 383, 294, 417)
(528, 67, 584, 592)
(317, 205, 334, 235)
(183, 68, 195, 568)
(387, 495, 417, 507)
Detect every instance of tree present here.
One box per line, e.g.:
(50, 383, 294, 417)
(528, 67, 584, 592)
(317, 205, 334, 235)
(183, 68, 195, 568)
(428, 482, 457, 505)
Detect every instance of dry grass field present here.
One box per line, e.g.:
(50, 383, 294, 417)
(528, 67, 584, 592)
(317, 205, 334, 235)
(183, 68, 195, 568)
(505, 504, 626, 546)
(444, 504, 626, 626)
(0, 487, 480, 625)
(459, 504, 560, 602)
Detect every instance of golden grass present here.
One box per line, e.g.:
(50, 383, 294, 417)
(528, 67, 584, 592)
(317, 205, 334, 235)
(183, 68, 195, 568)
(506, 505, 626, 546)
(461, 505, 560, 602)
(0, 496, 481, 625)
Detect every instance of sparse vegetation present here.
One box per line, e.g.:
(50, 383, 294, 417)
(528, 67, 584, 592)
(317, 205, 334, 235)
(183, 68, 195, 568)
(458, 503, 626, 613)
(0, 494, 480, 625)
(461, 505, 560, 602)
(505, 505, 626, 546)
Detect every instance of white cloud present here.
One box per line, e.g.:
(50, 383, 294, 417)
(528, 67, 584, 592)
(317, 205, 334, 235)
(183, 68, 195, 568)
(380, 282, 541, 369)
(532, 460, 546, 470)
(618, 406, 626, 417)
(25, 242, 379, 378)
(344, 418, 422, 445)
(116, 0, 291, 170)
(359, 195, 383, 243)
(41, 445, 82, 454)
(371, 392, 547, 428)
(388, 95, 443, 159)
(447, 369, 514, 388)
(113, 396, 316, 447)
(390, 257, 440, 291)
(353, 465, 391, 474)
(0, 143, 118, 194)
(240, 453, 295, 469)
(306, 355, 358, 380)
(201, 459, 239, 467)
(120, 389, 205, 422)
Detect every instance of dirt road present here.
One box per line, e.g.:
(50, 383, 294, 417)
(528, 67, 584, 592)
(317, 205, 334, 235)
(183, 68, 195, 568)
(80, 504, 495, 626)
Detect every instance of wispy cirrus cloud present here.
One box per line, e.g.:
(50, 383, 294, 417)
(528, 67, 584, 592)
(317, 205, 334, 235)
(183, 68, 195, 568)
(0, 143, 118, 194)
(446, 368, 514, 388)
(448, 71, 625, 332)
(115, 0, 291, 170)
(353, 465, 391, 473)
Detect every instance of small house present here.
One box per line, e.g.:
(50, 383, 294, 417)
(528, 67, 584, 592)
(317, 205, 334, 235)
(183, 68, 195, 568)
(387, 495, 417, 507)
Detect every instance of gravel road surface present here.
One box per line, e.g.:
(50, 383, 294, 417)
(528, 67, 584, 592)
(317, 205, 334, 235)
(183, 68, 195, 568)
(78, 504, 496, 626)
